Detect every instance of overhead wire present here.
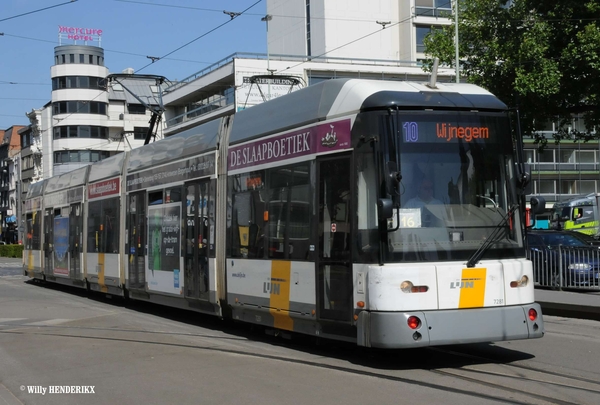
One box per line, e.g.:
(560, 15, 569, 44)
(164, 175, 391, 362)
(134, 0, 263, 73)
(0, 0, 78, 23)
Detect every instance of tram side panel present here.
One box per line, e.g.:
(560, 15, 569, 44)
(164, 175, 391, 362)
(24, 197, 43, 279)
(86, 178, 123, 295)
(42, 187, 86, 288)
(225, 118, 353, 337)
(124, 153, 222, 315)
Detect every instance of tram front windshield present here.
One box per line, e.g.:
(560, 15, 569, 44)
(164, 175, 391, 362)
(355, 111, 524, 263)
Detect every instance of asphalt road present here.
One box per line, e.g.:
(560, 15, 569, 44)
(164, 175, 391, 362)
(0, 259, 599, 405)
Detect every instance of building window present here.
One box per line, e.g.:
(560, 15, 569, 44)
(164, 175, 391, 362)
(415, 0, 452, 17)
(560, 180, 578, 195)
(538, 180, 555, 194)
(54, 150, 110, 164)
(576, 150, 595, 163)
(128, 104, 146, 114)
(79, 54, 85, 63)
(53, 126, 109, 139)
(559, 149, 575, 163)
(52, 76, 104, 90)
(69, 54, 75, 63)
(416, 25, 435, 53)
(579, 180, 597, 194)
(538, 150, 554, 163)
(52, 101, 107, 115)
(524, 150, 535, 163)
(133, 127, 148, 140)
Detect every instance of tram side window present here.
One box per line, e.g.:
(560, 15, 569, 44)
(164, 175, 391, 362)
(148, 190, 163, 205)
(87, 198, 120, 253)
(26, 211, 41, 250)
(165, 187, 182, 203)
(267, 163, 311, 261)
(354, 145, 380, 263)
(229, 171, 266, 259)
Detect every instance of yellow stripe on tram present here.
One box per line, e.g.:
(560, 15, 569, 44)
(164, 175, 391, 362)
(98, 253, 108, 293)
(269, 260, 293, 331)
(458, 268, 487, 309)
(27, 250, 34, 277)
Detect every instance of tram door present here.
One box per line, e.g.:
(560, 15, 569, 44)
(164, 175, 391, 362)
(316, 156, 353, 322)
(69, 203, 82, 279)
(43, 208, 53, 276)
(184, 181, 210, 300)
(128, 192, 146, 289)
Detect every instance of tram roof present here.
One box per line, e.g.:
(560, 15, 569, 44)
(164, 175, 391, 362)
(44, 165, 89, 194)
(88, 152, 126, 183)
(26, 179, 47, 199)
(229, 78, 507, 145)
(126, 117, 221, 173)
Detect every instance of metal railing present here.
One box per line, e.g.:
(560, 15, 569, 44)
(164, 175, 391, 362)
(527, 245, 600, 291)
(164, 52, 423, 93)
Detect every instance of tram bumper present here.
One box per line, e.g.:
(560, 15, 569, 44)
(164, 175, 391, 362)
(356, 303, 544, 348)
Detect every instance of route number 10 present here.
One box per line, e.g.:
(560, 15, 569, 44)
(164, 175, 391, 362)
(403, 122, 418, 142)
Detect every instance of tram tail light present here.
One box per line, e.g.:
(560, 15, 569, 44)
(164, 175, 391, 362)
(510, 275, 529, 288)
(400, 281, 429, 293)
(407, 316, 421, 330)
(528, 308, 537, 321)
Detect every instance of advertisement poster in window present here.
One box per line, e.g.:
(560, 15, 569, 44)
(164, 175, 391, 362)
(53, 216, 69, 275)
(147, 204, 182, 294)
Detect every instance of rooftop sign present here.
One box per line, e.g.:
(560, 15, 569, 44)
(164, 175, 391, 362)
(58, 25, 103, 45)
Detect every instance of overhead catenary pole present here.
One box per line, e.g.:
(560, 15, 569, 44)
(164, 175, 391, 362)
(261, 14, 273, 100)
(455, 0, 459, 83)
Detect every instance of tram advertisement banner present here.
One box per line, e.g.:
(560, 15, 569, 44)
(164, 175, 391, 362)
(147, 204, 182, 294)
(53, 216, 69, 276)
(228, 119, 352, 171)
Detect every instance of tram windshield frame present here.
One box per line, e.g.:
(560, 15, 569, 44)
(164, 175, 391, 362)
(354, 109, 525, 264)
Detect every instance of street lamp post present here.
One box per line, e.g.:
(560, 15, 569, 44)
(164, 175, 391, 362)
(261, 14, 273, 100)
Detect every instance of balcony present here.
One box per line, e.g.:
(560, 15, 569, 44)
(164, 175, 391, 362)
(414, 6, 452, 18)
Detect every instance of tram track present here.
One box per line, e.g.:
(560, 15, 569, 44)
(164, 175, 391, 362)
(3, 279, 597, 404)
(1, 322, 597, 405)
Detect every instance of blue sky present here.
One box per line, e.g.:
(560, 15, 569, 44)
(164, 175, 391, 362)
(0, 0, 267, 129)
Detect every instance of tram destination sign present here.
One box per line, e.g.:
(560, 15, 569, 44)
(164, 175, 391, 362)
(88, 178, 120, 200)
(126, 154, 215, 192)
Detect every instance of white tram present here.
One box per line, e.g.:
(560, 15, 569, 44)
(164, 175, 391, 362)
(24, 79, 544, 348)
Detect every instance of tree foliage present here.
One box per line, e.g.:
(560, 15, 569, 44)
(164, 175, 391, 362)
(423, 0, 600, 146)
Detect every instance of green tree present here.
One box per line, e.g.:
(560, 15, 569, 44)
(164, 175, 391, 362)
(424, 0, 600, 147)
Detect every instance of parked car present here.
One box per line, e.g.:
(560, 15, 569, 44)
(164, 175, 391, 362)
(526, 230, 600, 288)
(564, 230, 600, 247)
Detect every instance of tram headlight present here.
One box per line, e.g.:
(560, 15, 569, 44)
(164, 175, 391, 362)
(510, 275, 529, 288)
(400, 281, 429, 293)
(400, 281, 413, 293)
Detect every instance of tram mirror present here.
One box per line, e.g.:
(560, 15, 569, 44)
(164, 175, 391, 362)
(377, 198, 393, 221)
(529, 196, 546, 216)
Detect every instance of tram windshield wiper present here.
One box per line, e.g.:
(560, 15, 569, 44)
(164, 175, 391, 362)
(466, 204, 519, 268)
